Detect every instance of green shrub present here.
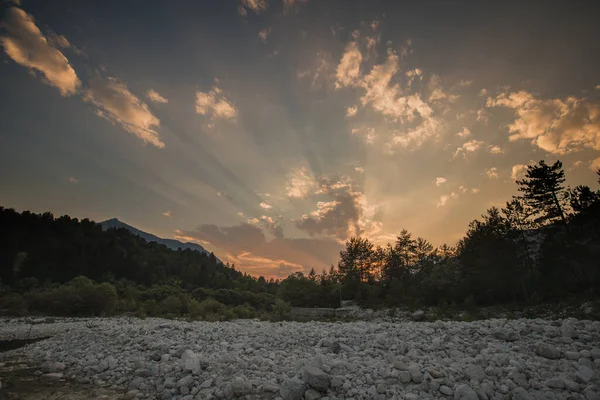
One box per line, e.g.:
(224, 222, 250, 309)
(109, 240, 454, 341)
(198, 298, 226, 316)
(143, 299, 158, 317)
(188, 299, 203, 319)
(0, 293, 27, 316)
(271, 298, 291, 320)
(232, 303, 256, 319)
(158, 295, 183, 316)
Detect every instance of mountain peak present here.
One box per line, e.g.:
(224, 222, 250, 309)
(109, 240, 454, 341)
(99, 218, 217, 260)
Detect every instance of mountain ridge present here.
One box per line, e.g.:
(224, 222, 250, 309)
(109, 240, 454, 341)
(100, 218, 217, 260)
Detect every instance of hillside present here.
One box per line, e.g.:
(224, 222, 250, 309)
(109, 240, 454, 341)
(100, 218, 214, 258)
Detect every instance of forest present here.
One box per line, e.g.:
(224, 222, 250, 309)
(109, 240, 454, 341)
(1, 160, 599, 319)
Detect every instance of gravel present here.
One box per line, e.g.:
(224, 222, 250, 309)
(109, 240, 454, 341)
(1, 316, 599, 399)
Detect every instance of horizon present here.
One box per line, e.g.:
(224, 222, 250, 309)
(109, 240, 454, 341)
(1, 0, 600, 279)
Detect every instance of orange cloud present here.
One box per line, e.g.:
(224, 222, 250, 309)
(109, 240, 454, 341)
(84, 76, 164, 148)
(1, 7, 80, 96)
(487, 90, 600, 154)
(147, 89, 168, 104)
(176, 223, 342, 278)
(196, 86, 237, 121)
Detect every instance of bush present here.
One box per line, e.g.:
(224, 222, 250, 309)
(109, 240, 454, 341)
(232, 303, 256, 319)
(26, 277, 119, 316)
(0, 293, 27, 316)
(197, 298, 226, 316)
(158, 295, 183, 317)
(143, 299, 158, 317)
(271, 298, 291, 320)
(188, 299, 203, 319)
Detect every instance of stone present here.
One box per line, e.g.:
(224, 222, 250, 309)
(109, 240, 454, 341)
(399, 371, 412, 383)
(330, 376, 343, 388)
(305, 389, 322, 400)
(231, 377, 252, 396)
(494, 328, 520, 341)
(45, 361, 66, 373)
(561, 319, 577, 338)
(303, 366, 331, 391)
(533, 343, 561, 359)
(440, 385, 453, 396)
(409, 364, 422, 383)
(330, 341, 341, 354)
(412, 310, 426, 321)
(263, 382, 279, 393)
(454, 384, 478, 400)
(200, 378, 213, 388)
(464, 365, 486, 382)
(545, 378, 565, 389)
(280, 378, 306, 400)
(576, 366, 594, 384)
(512, 387, 534, 400)
(181, 350, 201, 373)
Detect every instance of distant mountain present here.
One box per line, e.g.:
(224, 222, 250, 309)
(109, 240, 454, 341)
(100, 218, 216, 259)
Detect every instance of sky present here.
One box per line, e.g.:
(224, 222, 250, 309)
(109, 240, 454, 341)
(1, 0, 600, 279)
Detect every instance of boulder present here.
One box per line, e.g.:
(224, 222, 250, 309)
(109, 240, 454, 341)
(412, 310, 426, 321)
(302, 366, 331, 391)
(231, 377, 252, 396)
(280, 378, 306, 400)
(533, 343, 561, 359)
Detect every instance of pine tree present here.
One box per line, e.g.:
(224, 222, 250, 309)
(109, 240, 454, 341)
(516, 160, 568, 226)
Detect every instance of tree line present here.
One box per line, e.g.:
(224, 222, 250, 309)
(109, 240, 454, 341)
(1, 159, 599, 318)
(279, 161, 600, 309)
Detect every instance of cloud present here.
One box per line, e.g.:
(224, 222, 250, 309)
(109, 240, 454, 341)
(354, 166, 364, 173)
(405, 68, 423, 86)
(295, 175, 381, 241)
(346, 106, 358, 117)
(479, 88, 488, 96)
(335, 42, 363, 88)
(239, 0, 268, 15)
(335, 42, 441, 152)
(476, 108, 489, 124)
(84, 76, 164, 148)
(162, 211, 172, 217)
(177, 223, 342, 278)
(258, 27, 271, 43)
(571, 160, 583, 169)
(260, 202, 272, 209)
(147, 89, 168, 104)
(351, 127, 376, 144)
(286, 166, 318, 199)
(471, 188, 480, 194)
(591, 158, 600, 171)
(453, 140, 483, 158)
(488, 145, 504, 155)
(486, 167, 499, 179)
(435, 177, 447, 187)
(387, 117, 441, 151)
(456, 127, 470, 138)
(487, 90, 600, 154)
(511, 164, 529, 180)
(297, 51, 333, 91)
(437, 192, 458, 207)
(282, 0, 308, 15)
(0, 7, 80, 96)
(46, 31, 70, 49)
(196, 86, 237, 121)
(428, 75, 459, 103)
(68, 177, 78, 184)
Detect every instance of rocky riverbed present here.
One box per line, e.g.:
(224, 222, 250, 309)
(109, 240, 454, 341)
(0, 317, 599, 400)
